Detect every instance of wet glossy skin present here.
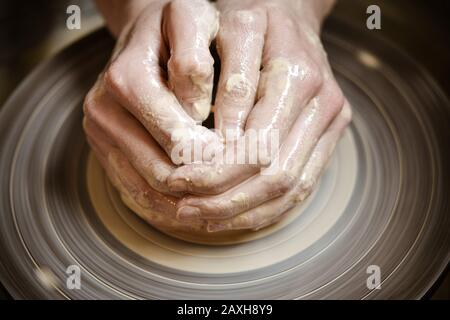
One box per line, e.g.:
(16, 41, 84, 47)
(83, 0, 351, 234)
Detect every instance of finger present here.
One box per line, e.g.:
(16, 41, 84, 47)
(251, 212, 287, 231)
(168, 161, 258, 195)
(176, 86, 345, 220)
(206, 101, 352, 232)
(85, 128, 178, 218)
(176, 170, 293, 220)
(83, 83, 176, 194)
(167, 133, 270, 194)
(87, 132, 206, 232)
(167, 129, 278, 195)
(244, 9, 324, 150)
(294, 101, 352, 202)
(206, 192, 291, 232)
(214, 9, 266, 139)
(168, 11, 333, 194)
(103, 9, 221, 163)
(164, 0, 218, 122)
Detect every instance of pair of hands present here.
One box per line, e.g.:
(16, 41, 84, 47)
(83, 0, 352, 234)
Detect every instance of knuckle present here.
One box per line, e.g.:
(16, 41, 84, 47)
(83, 88, 102, 121)
(273, 171, 296, 194)
(206, 199, 230, 217)
(323, 84, 345, 117)
(168, 54, 212, 79)
(217, 199, 235, 217)
(82, 95, 94, 119)
(293, 53, 324, 91)
(235, 213, 254, 228)
(292, 178, 314, 204)
(104, 59, 127, 95)
(298, 178, 314, 195)
(292, 190, 310, 205)
(299, 57, 323, 91)
(147, 160, 171, 184)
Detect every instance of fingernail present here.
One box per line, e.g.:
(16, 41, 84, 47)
(168, 179, 187, 192)
(207, 223, 227, 233)
(176, 206, 201, 220)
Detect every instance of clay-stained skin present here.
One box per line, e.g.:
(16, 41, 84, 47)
(89, 0, 348, 234)
(167, 57, 317, 194)
(100, 0, 223, 165)
(121, 193, 206, 232)
(251, 57, 308, 142)
(87, 129, 208, 233)
(83, 90, 175, 194)
(225, 74, 253, 100)
(280, 97, 322, 174)
(215, 8, 266, 138)
(170, 0, 349, 231)
(206, 103, 352, 232)
(84, 0, 227, 236)
(132, 55, 220, 160)
(175, 93, 346, 221)
(166, 0, 219, 122)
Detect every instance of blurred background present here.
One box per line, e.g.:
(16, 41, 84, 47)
(0, 0, 448, 299)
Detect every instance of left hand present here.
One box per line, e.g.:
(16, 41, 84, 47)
(168, 0, 352, 231)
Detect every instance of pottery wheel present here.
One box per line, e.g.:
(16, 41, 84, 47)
(0, 18, 449, 299)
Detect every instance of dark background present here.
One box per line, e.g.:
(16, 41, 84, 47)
(0, 0, 448, 299)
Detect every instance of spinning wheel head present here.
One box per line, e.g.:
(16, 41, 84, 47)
(0, 23, 448, 299)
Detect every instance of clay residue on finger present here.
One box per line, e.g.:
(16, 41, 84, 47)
(230, 192, 250, 208)
(107, 151, 151, 208)
(120, 192, 206, 232)
(143, 159, 173, 193)
(186, 63, 214, 121)
(225, 73, 253, 100)
(256, 57, 308, 131)
(192, 97, 211, 121)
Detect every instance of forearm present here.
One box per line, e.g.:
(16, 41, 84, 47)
(95, 0, 154, 36)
